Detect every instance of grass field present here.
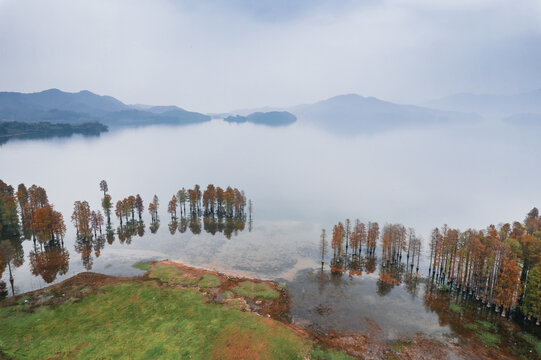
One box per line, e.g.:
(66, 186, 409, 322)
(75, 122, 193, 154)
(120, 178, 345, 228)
(0, 263, 352, 360)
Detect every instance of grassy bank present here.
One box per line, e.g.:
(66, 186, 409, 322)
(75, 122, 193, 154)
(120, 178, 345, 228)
(0, 262, 351, 360)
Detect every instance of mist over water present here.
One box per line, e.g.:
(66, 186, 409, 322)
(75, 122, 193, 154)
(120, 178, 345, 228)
(2, 120, 540, 290)
(2, 119, 540, 343)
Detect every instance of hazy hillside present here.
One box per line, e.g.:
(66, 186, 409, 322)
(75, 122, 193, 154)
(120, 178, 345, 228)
(289, 94, 480, 133)
(0, 89, 210, 126)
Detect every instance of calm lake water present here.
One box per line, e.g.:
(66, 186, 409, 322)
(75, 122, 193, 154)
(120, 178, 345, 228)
(1, 119, 540, 352)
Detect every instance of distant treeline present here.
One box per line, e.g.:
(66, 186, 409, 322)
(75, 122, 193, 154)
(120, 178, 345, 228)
(0, 121, 108, 143)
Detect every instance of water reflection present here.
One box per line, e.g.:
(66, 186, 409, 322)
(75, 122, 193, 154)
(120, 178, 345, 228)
(287, 257, 446, 339)
(423, 283, 541, 358)
(29, 242, 69, 283)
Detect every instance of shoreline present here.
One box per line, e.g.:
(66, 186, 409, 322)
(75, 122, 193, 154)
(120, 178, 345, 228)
(0, 260, 533, 359)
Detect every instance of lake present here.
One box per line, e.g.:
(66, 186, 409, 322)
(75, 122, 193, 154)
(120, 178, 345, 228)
(1, 119, 540, 355)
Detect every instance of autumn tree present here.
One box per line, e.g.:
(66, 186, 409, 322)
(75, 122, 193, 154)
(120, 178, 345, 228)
(72, 201, 92, 238)
(115, 200, 123, 226)
(91, 210, 104, 237)
(135, 194, 144, 220)
(128, 195, 136, 221)
(122, 198, 130, 224)
(0, 180, 20, 239)
(33, 204, 66, 245)
(366, 222, 379, 255)
(177, 188, 187, 216)
(148, 195, 159, 222)
(102, 194, 112, 223)
(99, 180, 108, 197)
(331, 222, 345, 259)
(344, 219, 351, 255)
(350, 220, 361, 255)
(168, 195, 178, 221)
(16, 183, 29, 236)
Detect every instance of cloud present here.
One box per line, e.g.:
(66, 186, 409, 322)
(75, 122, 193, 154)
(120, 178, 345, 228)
(0, 0, 540, 112)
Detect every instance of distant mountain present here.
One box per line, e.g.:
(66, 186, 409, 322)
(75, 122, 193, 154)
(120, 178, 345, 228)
(428, 89, 541, 116)
(0, 89, 211, 126)
(224, 111, 296, 126)
(289, 94, 480, 133)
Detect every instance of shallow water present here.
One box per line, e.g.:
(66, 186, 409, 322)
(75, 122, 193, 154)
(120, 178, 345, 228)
(1, 120, 541, 354)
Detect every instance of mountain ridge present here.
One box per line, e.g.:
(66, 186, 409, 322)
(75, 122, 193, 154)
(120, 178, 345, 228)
(0, 89, 211, 126)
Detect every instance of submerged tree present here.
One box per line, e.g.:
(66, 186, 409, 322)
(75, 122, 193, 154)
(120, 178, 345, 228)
(115, 200, 124, 226)
(135, 194, 144, 220)
(148, 195, 159, 222)
(168, 195, 178, 221)
(102, 194, 112, 224)
(33, 204, 66, 246)
(320, 229, 328, 267)
(71, 201, 92, 238)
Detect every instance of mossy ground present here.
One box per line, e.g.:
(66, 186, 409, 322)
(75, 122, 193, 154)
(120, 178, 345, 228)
(0, 263, 352, 360)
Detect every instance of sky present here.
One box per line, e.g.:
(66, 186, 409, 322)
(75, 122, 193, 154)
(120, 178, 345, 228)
(0, 0, 540, 112)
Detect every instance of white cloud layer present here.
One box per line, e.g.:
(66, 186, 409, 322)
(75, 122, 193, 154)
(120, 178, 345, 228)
(0, 0, 540, 112)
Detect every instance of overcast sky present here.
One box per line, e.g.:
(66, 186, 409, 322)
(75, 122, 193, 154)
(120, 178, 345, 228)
(0, 0, 540, 112)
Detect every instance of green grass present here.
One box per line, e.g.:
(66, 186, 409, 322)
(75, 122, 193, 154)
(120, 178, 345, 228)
(464, 320, 500, 348)
(198, 274, 221, 289)
(148, 264, 199, 286)
(0, 280, 344, 359)
(518, 332, 541, 357)
(311, 345, 354, 359)
(221, 291, 233, 299)
(233, 281, 279, 300)
(476, 320, 493, 330)
(477, 331, 500, 347)
(449, 302, 462, 313)
(132, 261, 152, 271)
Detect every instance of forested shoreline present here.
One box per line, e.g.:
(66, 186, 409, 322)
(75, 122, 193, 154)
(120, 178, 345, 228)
(0, 121, 108, 144)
